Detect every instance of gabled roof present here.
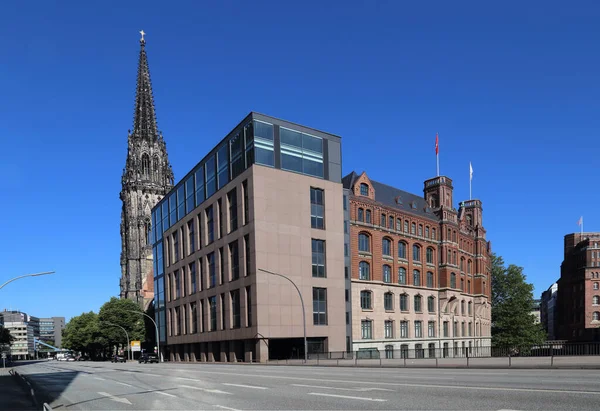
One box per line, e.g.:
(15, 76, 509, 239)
(343, 171, 440, 222)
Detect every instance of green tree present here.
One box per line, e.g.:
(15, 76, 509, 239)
(98, 297, 146, 354)
(62, 311, 104, 356)
(491, 254, 546, 349)
(0, 326, 15, 345)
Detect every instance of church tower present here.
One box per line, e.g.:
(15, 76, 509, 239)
(120, 31, 174, 308)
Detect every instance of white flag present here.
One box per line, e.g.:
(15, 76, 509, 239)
(578, 216, 583, 226)
(469, 162, 473, 181)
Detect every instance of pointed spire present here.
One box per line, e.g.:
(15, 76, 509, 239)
(132, 30, 159, 141)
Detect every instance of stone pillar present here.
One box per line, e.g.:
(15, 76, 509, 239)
(244, 340, 253, 363)
(229, 341, 237, 363)
(256, 338, 269, 363)
(199, 342, 208, 362)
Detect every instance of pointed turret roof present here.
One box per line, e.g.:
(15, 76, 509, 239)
(132, 32, 159, 141)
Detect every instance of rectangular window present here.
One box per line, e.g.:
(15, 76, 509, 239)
(219, 247, 226, 284)
(199, 257, 204, 291)
(280, 127, 324, 178)
(415, 321, 423, 338)
(195, 167, 205, 206)
(191, 302, 198, 334)
(208, 252, 216, 288)
(177, 185, 185, 220)
(310, 187, 325, 229)
(443, 321, 449, 337)
(246, 285, 252, 327)
(428, 297, 435, 313)
(218, 198, 224, 238)
(206, 206, 214, 244)
(468, 322, 472, 336)
(242, 180, 249, 225)
(173, 232, 179, 262)
(217, 144, 229, 190)
(209, 296, 217, 331)
(380, 213, 386, 227)
(384, 320, 394, 338)
(254, 120, 275, 167)
(221, 293, 226, 330)
(361, 320, 372, 339)
(231, 289, 241, 329)
(384, 293, 393, 311)
(428, 321, 436, 338)
(190, 262, 197, 294)
(188, 220, 195, 254)
(206, 155, 216, 198)
(312, 287, 327, 325)
(311, 239, 326, 278)
(185, 176, 195, 214)
(230, 132, 244, 180)
(174, 270, 180, 299)
(400, 294, 408, 311)
(400, 321, 409, 338)
(244, 234, 251, 276)
(181, 266, 186, 297)
(200, 299, 205, 333)
(228, 188, 238, 233)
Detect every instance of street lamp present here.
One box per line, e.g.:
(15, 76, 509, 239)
(258, 268, 307, 363)
(124, 309, 161, 362)
(0, 271, 55, 290)
(101, 321, 130, 361)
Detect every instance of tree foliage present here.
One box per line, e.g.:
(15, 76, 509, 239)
(62, 311, 103, 355)
(0, 326, 15, 345)
(98, 297, 146, 348)
(491, 254, 546, 348)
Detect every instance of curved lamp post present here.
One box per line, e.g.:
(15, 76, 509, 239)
(0, 271, 55, 290)
(101, 321, 130, 361)
(258, 268, 307, 363)
(124, 309, 161, 362)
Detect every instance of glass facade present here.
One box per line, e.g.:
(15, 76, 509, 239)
(150, 113, 340, 344)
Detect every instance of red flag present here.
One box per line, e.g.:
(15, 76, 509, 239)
(435, 133, 439, 155)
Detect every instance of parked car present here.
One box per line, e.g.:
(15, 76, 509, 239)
(111, 355, 126, 363)
(138, 354, 159, 364)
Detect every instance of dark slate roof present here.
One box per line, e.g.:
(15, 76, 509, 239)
(343, 171, 440, 222)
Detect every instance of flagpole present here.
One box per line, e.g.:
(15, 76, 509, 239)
(436, 132, 440, 177)
(437, 153, 439, 177)
(581, 216, 584, 236)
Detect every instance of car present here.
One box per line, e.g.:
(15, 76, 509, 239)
(111, 355, 126, 363)
(138, 354, 159, 364)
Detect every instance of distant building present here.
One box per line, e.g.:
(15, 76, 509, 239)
(530, 299, 541, 324)
(39, 317, 65, 348)
(541, 282, 558, 340)
(0, 310, 39, 360)
(556, 233, 600, 341)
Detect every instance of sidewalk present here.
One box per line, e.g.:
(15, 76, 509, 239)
(0, 367, 37, 410)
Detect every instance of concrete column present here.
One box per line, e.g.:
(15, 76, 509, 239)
(256, 338, 269, 363)
(244, 340, 253, 363)
(200, 342, 208, 362)
(229, 341, 237, 363)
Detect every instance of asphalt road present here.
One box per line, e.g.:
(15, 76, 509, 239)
(15, 360, 600, 410)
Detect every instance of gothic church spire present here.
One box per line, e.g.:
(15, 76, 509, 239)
(132, 33, 159, 142)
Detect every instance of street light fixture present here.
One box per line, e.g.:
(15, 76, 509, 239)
(0, 271, 55, 290)
(100, 321, 131, 361)
(124, 309, 161, 362)
(258, 268, 307, 363)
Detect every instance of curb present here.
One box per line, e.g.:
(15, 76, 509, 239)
(9, 369, 53, 411)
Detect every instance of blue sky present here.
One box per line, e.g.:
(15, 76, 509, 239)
(1, 1, 599, 321)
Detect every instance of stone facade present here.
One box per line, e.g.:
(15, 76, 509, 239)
(120, 36, 174, 309)
(343, 171, 492, 357)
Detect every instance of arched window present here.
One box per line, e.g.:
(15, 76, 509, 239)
(365, 209, 372, 223)
(468, 301, 472, 315)
(360, 290, 372, 309)
(153, 155, 159, 180)
(453, 251, 457, 265)
(426, 248, 434, 264)
(398, 242, 407, 259)
(411, 223, 416, 234)
(400, 294, 409, 311)
(398, 267, 407, 284)
(595, 283, 599, 290)
(428, 296, 435, 313)
(414, 295, 422, 312)
(413, 245, 421, 262)
(425, 226, 430, 238)
(447, 249, 452, 264)
(447, 228, 452, 240)
(451, 273, 457, 289)
(383, 264, 392, 283)
(142, 153, 150, 178)
(593, 296, 600, 305)
(467, 260, 472, 274)
(452, 230, 457, 242)
(358, 233, 370, 252)
(460, 258, 465, 272)
(594, 312, 600, 321)
(358, 208, 364, 222)
(461, 278, 464, 291)
(396, 218, 402, 231)
(388, 215, 394, 229)
(427, 271, 434, 288)
(360, 183, 369, 196)
(468, 280, 471, 294)
(413, 269, 421, 286)
(382, 238, 392, 256)
(432, 228, 436, 240)
(418, 224, 423, 236)
(380, 213, 386, 227)
(404, 221, 409, 233)
(359, 261, 370, 280)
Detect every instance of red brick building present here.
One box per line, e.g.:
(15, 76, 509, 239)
(343, 171, 492, 357)
(557, 233, 600, 342)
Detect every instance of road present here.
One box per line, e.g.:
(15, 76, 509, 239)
(15, 360, 600, 410)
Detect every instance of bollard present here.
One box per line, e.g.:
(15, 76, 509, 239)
(466, 351, 469, 368)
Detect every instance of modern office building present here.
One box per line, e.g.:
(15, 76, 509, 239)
(557, 233, 600, 341)
(343, 171, 492, 358)
(541, 282, 558, 340)
(119, 34, 174, 309)
(0, 310, 39, 359)
(39, 317, 66, 348)
(530, 299, 542, 324)
(151, 112, 345, 362)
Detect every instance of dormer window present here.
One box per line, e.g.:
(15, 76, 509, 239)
(360, 183, 369, 196)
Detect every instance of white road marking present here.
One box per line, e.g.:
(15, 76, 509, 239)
(215, 405, 241, 411)
(145, 373, 161, 377)
(292, 384, 394, 392)
(222, 383, 267, 390)
(179, 384, 232, 395)
(94, 377, 105, 381)
(114, 381, 133, 387)
(176, 377, 199, 382)
(187, 370, 600, 396)
(97, 391, 132, 405)
(155, 391, 177, 398)
(308, 392, 387, 402)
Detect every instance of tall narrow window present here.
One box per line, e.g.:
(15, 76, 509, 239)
(358, 233, 370, 252)
(400, 294, 408, 311)
(384, 292, 394, 311)
(365, 209, 371, 223)
(413, 245, 421, 261)
(191, 302, 198, 334)
(389, 216, 394, 229)
(427, 271, 434, 288)
(380, 213, 386, 227)
(360, 290, 372, 310)
(451, 273, 457, 289)
(217, 199, 224, 238)
(310, 187, 325, 229)
(428, 321, 436, 337)
(414, 295, 422, 312)
(398, 242, 407, 259)
(360, 183, 369, 196)
(219, 247, 226, 284)
(415, 321, 423, 338)
(358, 208, 364, 222)
(385, 320, 394, 338)
(383, 264, 391, 283)
(418, 224, 423, 236)
(221, 293, 226, 330)
(413, 270, 421, 287)
(228, 188, 238, 233)
(242, 180, 249, 225)
(231, 289, 241, 329)
(382, 238, 392, 256)
(208, 252, 216, 288)
(428, 296, 435, 313)
(206, 206, 214, 244)
(312, 239, 326, 278)
(209, 296, 217, 331)
(361, 320, 372, 339)
(244, 234, 251, 276)
(398, 267, 406, 284)
(230, 240, 239, 281)
(198, 257, 204, 291)
(246, 285, 253, 327)
(174, 270, 180, 299)
(188, 220, 195, 254)
(313, 287, 328, 325)
(426, 248, 434, 264)
(411, 222, 416, 234)
(190, 262, 197, 294)
(359, 261, 370, 280)
(173, 232, 179, 263)
(400, 321, 408, 338)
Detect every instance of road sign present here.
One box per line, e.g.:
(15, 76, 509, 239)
(1, 353, 5, 359)
(131, 341, 141, 352)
